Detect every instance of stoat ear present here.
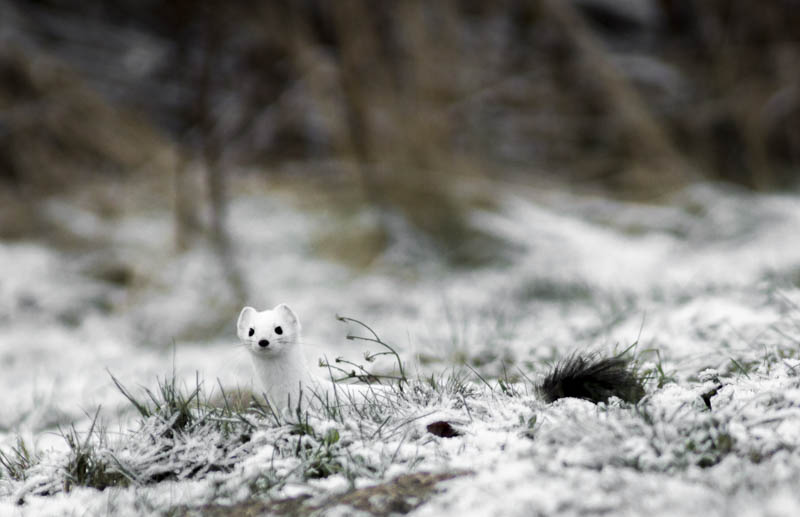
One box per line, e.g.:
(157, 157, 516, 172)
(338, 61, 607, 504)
(237, 306, 256, 339)
(275, 303, 300, 330)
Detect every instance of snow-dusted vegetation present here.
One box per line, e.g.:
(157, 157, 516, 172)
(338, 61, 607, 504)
(3, 182, 800, 516)
(3, 1, 800, 514)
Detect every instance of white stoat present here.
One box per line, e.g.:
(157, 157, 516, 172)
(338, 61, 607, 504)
(236, 305, 645, 412)
(236, 304, 380, 411)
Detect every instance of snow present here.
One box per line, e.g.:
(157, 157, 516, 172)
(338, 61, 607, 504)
(2, 181, 800, 515)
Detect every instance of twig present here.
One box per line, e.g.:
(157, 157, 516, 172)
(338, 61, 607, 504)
(337, 315, 407, 383)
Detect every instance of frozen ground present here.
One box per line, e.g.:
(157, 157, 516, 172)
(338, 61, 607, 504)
(2, 181, 800, 516)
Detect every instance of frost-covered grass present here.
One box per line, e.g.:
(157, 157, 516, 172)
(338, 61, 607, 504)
(4, 333, 800, 516)
(3, 181, 800, 515)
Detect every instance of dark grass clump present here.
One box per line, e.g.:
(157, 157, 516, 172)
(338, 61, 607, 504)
(538, 353, 645, 404)
(0, 437, 36, 482)
(60, 411, 128, 492)
(110, 371, 201, 438)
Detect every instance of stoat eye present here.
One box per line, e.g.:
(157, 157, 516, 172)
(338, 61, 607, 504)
(248, 328, 255, 337)
(274, 326, 283, 335)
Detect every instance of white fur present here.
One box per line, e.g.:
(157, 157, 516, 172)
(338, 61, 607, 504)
(237, 304, 380, 411)
(237, 304, 318, 409)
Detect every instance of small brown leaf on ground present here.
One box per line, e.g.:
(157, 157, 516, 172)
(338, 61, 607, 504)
(426, 421, 461, 438)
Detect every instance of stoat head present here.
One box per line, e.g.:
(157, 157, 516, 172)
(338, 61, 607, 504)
(236, 304, 302, 356)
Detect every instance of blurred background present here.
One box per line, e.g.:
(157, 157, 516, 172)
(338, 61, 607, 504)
(3, 0, 799, 227)
(1, 0, 800, 416)
(2, 1, 800, 187)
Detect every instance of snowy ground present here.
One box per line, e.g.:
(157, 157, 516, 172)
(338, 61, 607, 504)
(2, 180, 800, 516)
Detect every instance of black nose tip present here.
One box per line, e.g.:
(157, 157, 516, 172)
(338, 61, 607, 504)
(258, 339, 269, 348)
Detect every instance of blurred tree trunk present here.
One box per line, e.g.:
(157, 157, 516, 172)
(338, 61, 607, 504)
(537, 0, 694, 196)
(173, 152, 203, 251)
(329, 0, 392, 234)
(200, 9, 246, 305)
(173, 3, 247, 304)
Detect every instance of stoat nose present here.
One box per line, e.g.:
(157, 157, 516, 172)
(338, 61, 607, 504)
(258, 339, 270, 348)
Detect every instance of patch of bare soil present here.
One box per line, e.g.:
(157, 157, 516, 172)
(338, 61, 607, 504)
(170, 471, 469, 517)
